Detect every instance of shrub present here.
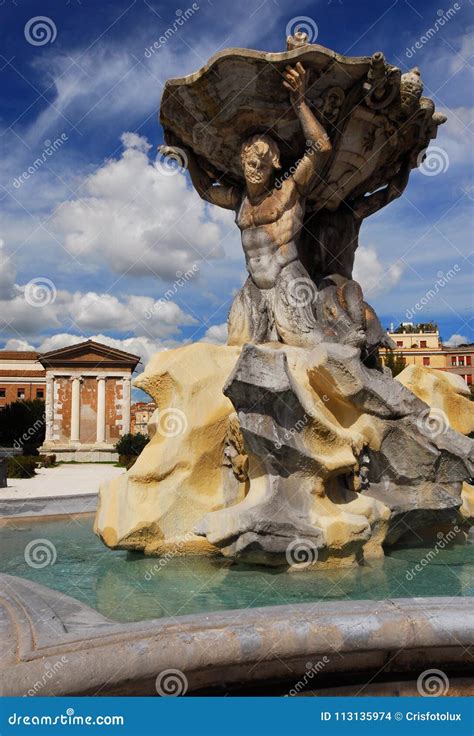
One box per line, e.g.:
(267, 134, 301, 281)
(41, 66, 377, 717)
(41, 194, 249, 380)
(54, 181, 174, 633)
(7, 456, 38, 478)
(38, 454, 57, 468)
(0, 399, 45, 454)
(115, 433, 149, 457)
(118, 455, 138, 470)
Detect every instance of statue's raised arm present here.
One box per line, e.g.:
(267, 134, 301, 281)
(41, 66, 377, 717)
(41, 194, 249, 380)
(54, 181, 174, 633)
(282, 62, 332, 195)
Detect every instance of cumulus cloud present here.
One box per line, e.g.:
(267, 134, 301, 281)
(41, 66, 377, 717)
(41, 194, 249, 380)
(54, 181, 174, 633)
(201, 323, 228, 345)
(444, 333, 469, 346)
(0, 240, 17, 300)
(353, 245, 405, 298)
(52, 133, 231, 279)
(67, 291, 197, 337)
(3, 333, 165, 369)
(0, 277, 197, 340)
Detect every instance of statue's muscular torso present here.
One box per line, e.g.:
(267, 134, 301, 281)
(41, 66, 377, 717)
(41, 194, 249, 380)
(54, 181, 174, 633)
(236, 179, 304, 289)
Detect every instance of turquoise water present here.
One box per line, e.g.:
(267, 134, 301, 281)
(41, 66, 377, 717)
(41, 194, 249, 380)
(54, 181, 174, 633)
(0, 517, 472, 623)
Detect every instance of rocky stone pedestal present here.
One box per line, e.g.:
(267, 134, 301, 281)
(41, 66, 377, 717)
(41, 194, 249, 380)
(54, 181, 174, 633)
(95, 342, 474, 567)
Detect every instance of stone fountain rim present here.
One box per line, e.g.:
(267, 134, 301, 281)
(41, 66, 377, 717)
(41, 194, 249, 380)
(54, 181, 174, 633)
(1, 573, 472, 696)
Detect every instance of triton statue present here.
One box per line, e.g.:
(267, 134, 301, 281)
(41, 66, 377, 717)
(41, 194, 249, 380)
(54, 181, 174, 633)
(96, 32, 474, 569)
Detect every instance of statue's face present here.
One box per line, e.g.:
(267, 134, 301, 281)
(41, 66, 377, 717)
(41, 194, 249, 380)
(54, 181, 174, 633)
(241, 140, 275, 187)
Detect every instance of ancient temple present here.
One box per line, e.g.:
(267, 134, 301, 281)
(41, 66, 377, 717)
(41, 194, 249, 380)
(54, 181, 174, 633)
(39, 340, 140, 461)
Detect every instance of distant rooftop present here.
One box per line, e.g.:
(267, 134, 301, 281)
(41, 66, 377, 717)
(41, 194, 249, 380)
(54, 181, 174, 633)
(388, 322, 439, 334)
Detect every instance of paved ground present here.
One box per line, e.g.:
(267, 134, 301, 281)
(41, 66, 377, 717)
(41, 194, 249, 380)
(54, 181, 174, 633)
(2, 463, 124, 500)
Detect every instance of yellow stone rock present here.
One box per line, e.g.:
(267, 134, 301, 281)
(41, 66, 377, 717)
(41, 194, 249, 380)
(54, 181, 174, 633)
(396, 364, 474, 435)
(94, 343, 245, 555)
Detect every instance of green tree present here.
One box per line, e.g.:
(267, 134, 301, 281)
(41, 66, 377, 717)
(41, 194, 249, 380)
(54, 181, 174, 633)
(0, 399, 45, 454)
(384, 350, 406, 377)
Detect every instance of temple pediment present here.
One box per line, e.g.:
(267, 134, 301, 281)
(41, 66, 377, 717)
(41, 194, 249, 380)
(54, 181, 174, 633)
(38, 340, 140, 370)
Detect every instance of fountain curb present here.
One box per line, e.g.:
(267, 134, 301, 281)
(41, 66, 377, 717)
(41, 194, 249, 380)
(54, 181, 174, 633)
(1, 573, 472, 696)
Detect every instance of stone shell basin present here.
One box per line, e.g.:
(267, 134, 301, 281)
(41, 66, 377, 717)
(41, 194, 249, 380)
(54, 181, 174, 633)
(160, 43, 445, 210)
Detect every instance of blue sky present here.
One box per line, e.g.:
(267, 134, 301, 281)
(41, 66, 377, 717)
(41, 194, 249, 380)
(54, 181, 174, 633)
(0, 0, 472, 380)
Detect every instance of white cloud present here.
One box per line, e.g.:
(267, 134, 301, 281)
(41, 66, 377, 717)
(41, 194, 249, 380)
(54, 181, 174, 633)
(2, 338, 35, 351)
(353, 244, 405, 299)
(3, 332, 164, 369)
(0, 269, 198, 340)
(67, 291, 197, 337)
(201, 323, 228, 345)
(0, 240, 17, 300)
(444, 333, 469, 346)
(38, 333, 163, 367)
(52, 133, 230, 279)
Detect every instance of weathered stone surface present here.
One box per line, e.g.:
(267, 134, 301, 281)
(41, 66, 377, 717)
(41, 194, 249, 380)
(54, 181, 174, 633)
(2, 573, 472, 696)
(96, 341, 473, 565)
(160, 44, 445, 210)
(195, 343, 473, 562)
(95, 343, 245, 556)
(396, 364, 474, 436)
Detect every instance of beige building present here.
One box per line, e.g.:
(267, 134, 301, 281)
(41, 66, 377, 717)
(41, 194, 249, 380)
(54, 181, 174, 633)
(381, 324, 473, 386)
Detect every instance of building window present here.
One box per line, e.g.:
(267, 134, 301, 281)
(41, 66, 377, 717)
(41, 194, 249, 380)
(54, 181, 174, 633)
(17, 388, 25, 399)
(466, 356, 471, 366)
(420, 340, 427, 348)
(396, 341, 403, 347)
(451, 357, 457, 366)
(36, 389, 44, 399)
(423, 357, 430, 366)
(467, 374, 472, 386)
(458, 357, 464, 367)
(0, 388, 5, 398)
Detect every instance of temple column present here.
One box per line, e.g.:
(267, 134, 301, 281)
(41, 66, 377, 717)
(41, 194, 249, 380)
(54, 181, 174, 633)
(70, 376, 82, 442)
(45, 373, 55, 441)
(96, 375, 106, 443)
(122, 376, 131, 434)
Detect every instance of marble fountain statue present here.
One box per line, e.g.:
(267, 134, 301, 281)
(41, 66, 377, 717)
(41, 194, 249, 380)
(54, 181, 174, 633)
(95, 31, 474, 568)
